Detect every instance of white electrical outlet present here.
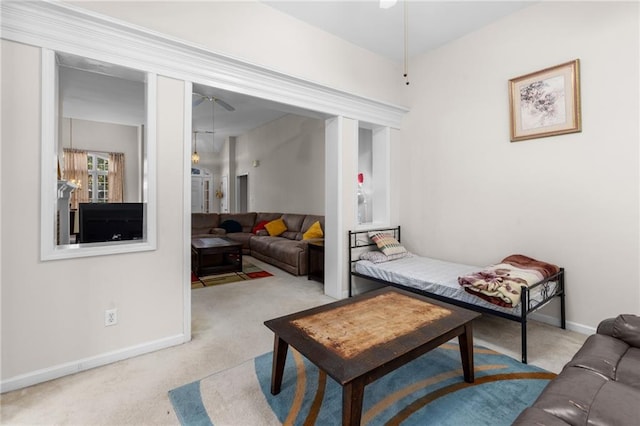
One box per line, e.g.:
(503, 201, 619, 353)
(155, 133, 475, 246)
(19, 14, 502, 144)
(105, 308, 118, 326)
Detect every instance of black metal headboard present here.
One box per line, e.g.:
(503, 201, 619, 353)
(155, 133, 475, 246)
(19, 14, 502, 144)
(348, 226, 401, 297)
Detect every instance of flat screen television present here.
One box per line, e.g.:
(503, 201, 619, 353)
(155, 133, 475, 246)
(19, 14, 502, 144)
(79, 202, 144, 243)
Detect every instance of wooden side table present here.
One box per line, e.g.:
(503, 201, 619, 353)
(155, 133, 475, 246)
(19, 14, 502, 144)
(307, 241, 324, 283)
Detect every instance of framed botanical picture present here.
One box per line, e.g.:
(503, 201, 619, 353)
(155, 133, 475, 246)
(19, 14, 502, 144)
(509, 59, 581, 142)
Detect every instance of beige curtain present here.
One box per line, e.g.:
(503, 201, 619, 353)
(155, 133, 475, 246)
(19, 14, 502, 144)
(108, 152, 125, 202)
(63, 149, 89, 210)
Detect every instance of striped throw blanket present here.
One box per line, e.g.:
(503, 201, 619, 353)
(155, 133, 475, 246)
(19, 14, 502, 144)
(458, 255, 560, 308)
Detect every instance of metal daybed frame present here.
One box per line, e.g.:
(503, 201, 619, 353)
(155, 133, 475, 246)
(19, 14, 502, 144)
(348, 226, 566, 363)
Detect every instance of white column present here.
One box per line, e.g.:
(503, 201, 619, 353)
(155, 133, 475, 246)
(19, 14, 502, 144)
(324, 116, 358, 299)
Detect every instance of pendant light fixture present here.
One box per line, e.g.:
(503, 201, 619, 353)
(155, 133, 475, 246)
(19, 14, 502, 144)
(191, 91, 233, 163)
(403, 0, 410, 85)
(379, 0, 409, 85)
(191, 132, 200, 164)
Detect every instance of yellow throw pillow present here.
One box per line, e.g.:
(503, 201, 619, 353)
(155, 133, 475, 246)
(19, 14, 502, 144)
(265, 218, 287, 236)
(303, 221, 323, 240)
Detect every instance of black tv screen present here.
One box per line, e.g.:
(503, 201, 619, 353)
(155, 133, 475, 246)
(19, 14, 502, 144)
(79, 202, 144, 243)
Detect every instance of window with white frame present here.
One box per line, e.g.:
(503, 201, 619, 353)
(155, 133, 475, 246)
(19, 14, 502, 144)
(357, 124, 390, 227)
(87, 152, 109, 203)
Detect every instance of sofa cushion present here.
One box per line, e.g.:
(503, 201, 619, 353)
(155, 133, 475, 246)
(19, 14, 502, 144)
(528, 365, 640, 426)
(265, 239, 305, 266)
(219, 213, 257, 233)
(225, 232, 253, 250)
(281, 214, 307, 240)
(516, 314, 640, 426)
(613, 314, 640, 347)
(192, 213, 220, 235)
(265, 218, 287, 236)
(588, 380, 640, 425)
(565, 334, 630, 381)
(255, 212, 283, 224)
(530, 367, 607, 425)
(250, 235, 305, 267)
(209, 228, 226, 236)
(513, 407, 571, 425)
(618, 347, 640, 388)
(517, 377, 640, 426)
(249, 235, 279, 253)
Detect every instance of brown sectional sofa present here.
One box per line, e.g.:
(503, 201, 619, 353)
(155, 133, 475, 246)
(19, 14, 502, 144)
(191, 212, 324, 276)
(513, 314, 640, 425)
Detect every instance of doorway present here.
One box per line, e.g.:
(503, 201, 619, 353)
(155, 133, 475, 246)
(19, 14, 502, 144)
(236, 174, 248, 213)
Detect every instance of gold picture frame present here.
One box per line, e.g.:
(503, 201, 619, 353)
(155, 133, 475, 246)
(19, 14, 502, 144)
(509, 59, 581, 142)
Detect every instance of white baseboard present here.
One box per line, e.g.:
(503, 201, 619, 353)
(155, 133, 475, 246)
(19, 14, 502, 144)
(1, 334, 186, 393)
(529, 311, 595, 335)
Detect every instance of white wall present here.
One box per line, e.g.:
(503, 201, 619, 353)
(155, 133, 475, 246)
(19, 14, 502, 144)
(61, 118, 141, 202)
(1, 40, 186, 385)
(396, 2, 640, 329)
(235, 114, 325, 215)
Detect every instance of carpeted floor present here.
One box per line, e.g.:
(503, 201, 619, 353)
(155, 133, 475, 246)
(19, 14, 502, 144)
(0, 256, 589, 425)
(169, 343, 555, 425)
(191, 261, 273, 288)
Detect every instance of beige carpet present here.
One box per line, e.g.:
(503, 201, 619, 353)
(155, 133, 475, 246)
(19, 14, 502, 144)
(0, 256, 588, 425)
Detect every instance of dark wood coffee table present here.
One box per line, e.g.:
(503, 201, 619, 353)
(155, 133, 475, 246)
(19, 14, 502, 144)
(264, 287, 481, 426)
(191, 237, 242, 276)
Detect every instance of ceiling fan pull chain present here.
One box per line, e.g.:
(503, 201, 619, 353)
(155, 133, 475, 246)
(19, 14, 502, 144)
(404, 0, 409, 85)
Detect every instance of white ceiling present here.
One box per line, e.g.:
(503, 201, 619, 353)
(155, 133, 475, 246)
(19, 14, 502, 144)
(191, 84, 328, 153)
(62, 1, 535, 153)
(262, 1, 535, 62)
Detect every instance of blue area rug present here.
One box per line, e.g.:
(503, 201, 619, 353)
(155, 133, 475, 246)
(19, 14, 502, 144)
(169, 343, 554, 425)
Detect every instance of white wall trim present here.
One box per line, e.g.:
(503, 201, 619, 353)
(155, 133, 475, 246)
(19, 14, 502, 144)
(0, 334, 185, 394)
(40, 48, 58, 260)
(0, 1, 408, 128)
(182, 81, 193, 343)
(529, 312, 596, 336)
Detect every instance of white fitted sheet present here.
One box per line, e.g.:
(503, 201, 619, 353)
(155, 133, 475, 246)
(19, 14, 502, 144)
(354, 255, 558, 316)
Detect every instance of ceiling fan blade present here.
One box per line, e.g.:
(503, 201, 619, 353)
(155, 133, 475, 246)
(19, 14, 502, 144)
(193, 92, 214, 107)
(214, 98, 235, 111)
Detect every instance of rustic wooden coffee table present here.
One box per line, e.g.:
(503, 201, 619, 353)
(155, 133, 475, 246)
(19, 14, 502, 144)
(264, 287, 481, 426)
(191, 237, 242, 277)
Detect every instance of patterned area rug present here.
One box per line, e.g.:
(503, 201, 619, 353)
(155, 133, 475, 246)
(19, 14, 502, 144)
(168, 343, 554, 425)
(191, 261, 273, 289)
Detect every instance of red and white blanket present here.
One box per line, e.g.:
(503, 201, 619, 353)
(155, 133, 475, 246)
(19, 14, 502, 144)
(458, 254, 560, 308)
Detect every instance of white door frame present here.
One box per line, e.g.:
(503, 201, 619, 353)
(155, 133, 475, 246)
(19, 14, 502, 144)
(236, 173, 249, 213)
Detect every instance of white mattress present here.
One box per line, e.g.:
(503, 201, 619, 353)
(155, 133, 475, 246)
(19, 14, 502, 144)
(354, 255, 558, 316)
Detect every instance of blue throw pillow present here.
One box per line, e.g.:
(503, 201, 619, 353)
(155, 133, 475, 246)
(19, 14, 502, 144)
(220, 219, 242, 233)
